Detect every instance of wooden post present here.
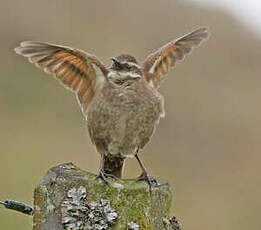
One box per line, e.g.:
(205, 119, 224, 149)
(33, 163, 173, 230)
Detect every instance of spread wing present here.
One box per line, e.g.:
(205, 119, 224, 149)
(15, 41, 109, 116)
(142, 27, 209, 88)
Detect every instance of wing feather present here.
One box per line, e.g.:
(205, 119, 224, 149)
(15, 41, 109, 116)
(143, 27, 209, 88)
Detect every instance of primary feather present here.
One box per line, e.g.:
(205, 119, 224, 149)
(142, 27, 209, 88)
(15, 41, 108, 116)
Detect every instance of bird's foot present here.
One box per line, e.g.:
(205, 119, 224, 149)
(136, 171, 158, 190)
(95, 170, 118, 185)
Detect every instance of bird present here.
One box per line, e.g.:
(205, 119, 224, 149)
(15, 27, 209, 187)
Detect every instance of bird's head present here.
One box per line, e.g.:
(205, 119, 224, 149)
(108, 54, 142, 86)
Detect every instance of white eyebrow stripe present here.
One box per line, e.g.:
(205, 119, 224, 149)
(119, 71, 141, 78)
(121, 61, 141, 69)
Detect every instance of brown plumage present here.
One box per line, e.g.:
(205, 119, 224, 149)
(15, 27, 209, 185)
(143, 27, 208, 88)
(15, 41, 108, 114)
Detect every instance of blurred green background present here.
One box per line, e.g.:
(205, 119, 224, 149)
(1, 0, 261, 229)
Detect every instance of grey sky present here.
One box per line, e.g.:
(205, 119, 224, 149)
(188, 0, 261, 34)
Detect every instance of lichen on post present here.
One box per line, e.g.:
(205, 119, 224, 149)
(33, 163, 173, 230)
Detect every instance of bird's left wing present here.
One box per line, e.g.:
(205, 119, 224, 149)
(142, 27, 209, 88)
(15, 41, 109, 116)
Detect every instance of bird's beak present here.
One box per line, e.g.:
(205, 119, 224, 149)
(111, 57, 122, 67)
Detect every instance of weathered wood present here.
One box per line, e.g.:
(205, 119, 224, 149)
(33, 163, 172, 230)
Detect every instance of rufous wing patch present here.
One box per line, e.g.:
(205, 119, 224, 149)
(15, 41, 108, 116)
(142, 27, 209, 88)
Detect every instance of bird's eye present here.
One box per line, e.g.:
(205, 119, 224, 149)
(124, 64, 131, 70)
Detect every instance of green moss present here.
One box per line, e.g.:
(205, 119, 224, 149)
(34, 163, 172, 230)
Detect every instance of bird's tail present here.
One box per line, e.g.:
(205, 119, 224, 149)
(104, 153, 125, 178)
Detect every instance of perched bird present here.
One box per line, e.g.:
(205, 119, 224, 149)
(15, 27, 209, 186)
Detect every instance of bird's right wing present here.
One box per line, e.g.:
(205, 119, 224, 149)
(15, 41, 109, 116)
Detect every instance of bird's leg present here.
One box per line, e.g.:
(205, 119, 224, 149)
(135, 149, 158, 189)
(96, 153, 117, 185)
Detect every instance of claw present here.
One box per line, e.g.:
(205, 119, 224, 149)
(95, 170, 117, 185)
(136, 171, 158, 191)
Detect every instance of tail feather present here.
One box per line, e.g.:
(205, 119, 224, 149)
(103, 154, 125, 178)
